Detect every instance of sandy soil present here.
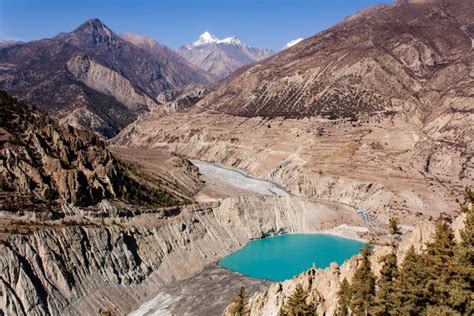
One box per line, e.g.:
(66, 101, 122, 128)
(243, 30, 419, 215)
(128, 263, 270, 316)
(191, 159, 289, 202)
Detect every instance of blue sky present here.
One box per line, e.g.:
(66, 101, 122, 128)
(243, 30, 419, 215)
(0, 0, 392, 50)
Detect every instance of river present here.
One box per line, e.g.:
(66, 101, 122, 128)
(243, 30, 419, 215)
(191, 159, 290, 196)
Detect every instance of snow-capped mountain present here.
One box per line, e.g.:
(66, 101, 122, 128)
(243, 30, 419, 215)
(188, 31, 218, 47)
(186, 31, 244, 48)
(179, 31, 273, 80)
(282, 38, 304, 50)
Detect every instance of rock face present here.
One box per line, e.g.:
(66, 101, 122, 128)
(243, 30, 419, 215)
(0, 19, 213, 137)
(0, 194, 366, 316)
(178, 32, 274, 80)
(116, 0, 473, 227)
(0, 92, 194, 208)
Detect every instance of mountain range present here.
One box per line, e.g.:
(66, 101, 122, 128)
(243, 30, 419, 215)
(120, 32, 217, 84)
(1, 0, 473, 315)
(193, 0, 473, 122)
(0, 19, 214, 137)
(117, 0, 473, 207)
(178, 31, 274, 79)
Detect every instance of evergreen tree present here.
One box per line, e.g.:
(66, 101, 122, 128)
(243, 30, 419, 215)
(450, 188, 474, 314)
(228, 286, 250, 316)
(393, 246, 429, 315)
(280, 283, 316, 316)
(349, 245, 376, 315)
(371, 250, 398, 315)
(388, 217, 400, 236)
(457, 187, 474, 265)
(336, 278, 351, 316)
(425, 216, 458, 311)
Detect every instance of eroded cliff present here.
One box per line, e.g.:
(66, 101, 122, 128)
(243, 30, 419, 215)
(0, 195, 366, 315)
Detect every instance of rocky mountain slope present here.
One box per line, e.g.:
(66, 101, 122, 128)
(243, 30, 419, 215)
(0, 19, 213, 137)
(195, 0, 473, 119)
(116, 0, 473, 229)
(178, 32, 274, 80)
(0, 91, 197, 209)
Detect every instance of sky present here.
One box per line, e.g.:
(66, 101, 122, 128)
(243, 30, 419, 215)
(0, 0, 392, 51)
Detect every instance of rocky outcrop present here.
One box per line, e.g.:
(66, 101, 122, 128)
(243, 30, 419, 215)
(59, 107, 113, 136)
(66, 55, 157, 112)
(0, 92, 194, 207)
(0, 195, 366, 315)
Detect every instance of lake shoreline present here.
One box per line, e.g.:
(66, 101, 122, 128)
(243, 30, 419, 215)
(219, 233, 365, 282)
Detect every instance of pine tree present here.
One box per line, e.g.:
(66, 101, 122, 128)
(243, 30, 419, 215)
(393, 246, 429, 315)
(336, 278, 351, 316)
(457, 187, 474, 266)
(449, 188, 474, 314)
(371, 250, 398, 315)
(388, 217, 400, 236)
(349, 245, 376, 316)
(424, 216, 458, 311)
(280, 283, 316, 316)
(228, 286, 249, 316)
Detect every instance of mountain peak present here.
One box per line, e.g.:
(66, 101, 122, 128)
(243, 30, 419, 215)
(179, 32, 273, 79)
(188, 32, 247, 48)
(76, 18, 108, 32)
(193, 31, 219, 46)
(67, 18, 116, 45)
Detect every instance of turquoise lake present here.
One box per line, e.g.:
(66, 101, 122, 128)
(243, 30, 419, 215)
(219, 234, 364, 281)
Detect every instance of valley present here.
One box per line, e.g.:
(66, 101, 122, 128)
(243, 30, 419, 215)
(1, 0, 473, 315)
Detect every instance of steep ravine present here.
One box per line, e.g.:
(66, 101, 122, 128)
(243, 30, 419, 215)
(0, 195, 366, 315)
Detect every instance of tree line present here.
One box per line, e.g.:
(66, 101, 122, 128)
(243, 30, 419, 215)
(226, 188, 473, 316)
(337, 187, 473, 315)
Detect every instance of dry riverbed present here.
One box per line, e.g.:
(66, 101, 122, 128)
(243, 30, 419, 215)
(129, 263, 271, 316)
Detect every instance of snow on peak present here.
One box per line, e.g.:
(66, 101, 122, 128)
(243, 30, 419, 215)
(282, 38, 304, 50)
(193, 31, 219, 46)
(219, 36, 245, 46)
(187, 32, 246, 48)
